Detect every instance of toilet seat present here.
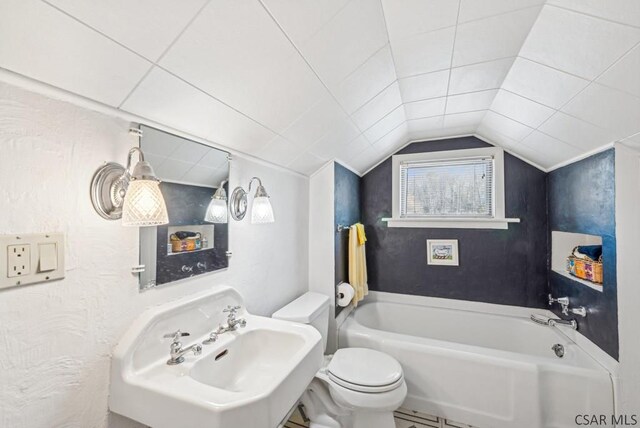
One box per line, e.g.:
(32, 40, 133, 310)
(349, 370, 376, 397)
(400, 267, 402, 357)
(325, 348, 404, 393)
(328, 371, 404, 393)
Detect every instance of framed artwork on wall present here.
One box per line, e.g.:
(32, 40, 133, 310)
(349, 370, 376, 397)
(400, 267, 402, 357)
(427, 239, 459, 266)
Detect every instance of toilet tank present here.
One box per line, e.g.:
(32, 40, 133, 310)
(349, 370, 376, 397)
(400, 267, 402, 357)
(272, 292, 330, 352)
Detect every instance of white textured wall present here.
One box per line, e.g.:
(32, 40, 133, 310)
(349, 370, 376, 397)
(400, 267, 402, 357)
(0, 82, 309, 428)
(615, 144, 640, 413)
(308, 162, 336, 352)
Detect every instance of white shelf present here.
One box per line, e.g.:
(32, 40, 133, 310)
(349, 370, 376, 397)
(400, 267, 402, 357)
(553, 269, 603, 293)
(167, 247, 214, 257)
(382, 217, 520, 230)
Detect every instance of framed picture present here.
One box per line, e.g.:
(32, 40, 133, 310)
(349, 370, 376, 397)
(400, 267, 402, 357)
(426, 239, 459, 266)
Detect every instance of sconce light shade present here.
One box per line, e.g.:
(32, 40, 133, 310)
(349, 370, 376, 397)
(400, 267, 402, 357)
(228, 177, 275, 224)
(204, 180, 228, 223)
(122, 179, 169, 226)
(251, 196, 275, 224)
(122, 159, 168, 226)
(205, 198, 228, 223)
(91, 145, 169, 227)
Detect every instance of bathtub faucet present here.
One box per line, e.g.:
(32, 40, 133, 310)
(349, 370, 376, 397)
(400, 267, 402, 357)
(530, 314, 578, 330)
(548, 317, 578, 330)
(548, 294, 569, 311)
(548, 294, 587, 317)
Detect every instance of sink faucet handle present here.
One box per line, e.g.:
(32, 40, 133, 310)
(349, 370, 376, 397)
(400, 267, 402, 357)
(223, 305, 241, 313)
(163, 330, 190, 342)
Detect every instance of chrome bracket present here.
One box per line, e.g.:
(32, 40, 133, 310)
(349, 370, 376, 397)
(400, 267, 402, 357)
(131, 265, 145, 274)
(229, 186, 248, 221)
(128, 127, 143, 137)
(90, 162, 128, 220)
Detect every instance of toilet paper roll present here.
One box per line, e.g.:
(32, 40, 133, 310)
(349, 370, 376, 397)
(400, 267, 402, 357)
(337, 282, 355, 307)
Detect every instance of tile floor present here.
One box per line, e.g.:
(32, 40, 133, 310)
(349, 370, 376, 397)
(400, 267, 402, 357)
(285, 406, 475, 428)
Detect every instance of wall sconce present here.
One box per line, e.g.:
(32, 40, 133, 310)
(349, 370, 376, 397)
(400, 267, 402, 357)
(90, 147, 169, 226)
(229, 177, 275, 224)
(204, 180, 228, 223)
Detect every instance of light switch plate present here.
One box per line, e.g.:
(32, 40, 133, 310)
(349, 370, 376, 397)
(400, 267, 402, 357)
(0, 233, 65, 290)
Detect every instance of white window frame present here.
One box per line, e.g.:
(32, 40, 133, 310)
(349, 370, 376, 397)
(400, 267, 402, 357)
(383, 147, 520, 229)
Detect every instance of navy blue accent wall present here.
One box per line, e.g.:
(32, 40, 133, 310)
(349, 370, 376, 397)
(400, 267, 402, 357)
(361, 136, 549, 308)
(334, 162, 361, 315)
(155, 182, 229, 285)
(548, 149, 618, 359)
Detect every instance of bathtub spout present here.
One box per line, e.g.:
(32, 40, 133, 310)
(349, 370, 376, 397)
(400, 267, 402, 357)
(548, 318, 578, 330)
(530, 314, 551, 325)
(531, 314, 577, 330)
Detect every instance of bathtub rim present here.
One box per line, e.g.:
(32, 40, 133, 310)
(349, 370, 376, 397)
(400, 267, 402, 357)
(342, 311, 605, 378)
(339, 313, 616, 428)
(357, 291, 619, 376)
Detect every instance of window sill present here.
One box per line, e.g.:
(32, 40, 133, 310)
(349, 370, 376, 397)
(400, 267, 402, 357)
(381, 217, 521, 230)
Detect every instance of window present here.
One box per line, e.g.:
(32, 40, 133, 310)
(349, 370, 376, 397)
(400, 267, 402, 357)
(400, 157, 494, 218)
(385, 147, 518, 229)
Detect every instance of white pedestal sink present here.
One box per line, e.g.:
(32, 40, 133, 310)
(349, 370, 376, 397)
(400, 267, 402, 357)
(109, 286, 323, 428)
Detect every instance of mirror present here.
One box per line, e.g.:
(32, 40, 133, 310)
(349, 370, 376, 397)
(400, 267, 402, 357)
(138, 125, 230, 290)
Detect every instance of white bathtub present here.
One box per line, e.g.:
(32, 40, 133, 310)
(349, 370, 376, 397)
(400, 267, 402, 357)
(338, 294, 614, 428)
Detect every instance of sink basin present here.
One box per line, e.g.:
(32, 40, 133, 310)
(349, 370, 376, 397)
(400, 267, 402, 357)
(191, 329, 305, 392)
(109, 287, 323, 428)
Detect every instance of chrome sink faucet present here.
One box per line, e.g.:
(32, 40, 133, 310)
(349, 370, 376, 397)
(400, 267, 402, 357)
(203, 305, 247, 345)
(163, 330, 202, 365)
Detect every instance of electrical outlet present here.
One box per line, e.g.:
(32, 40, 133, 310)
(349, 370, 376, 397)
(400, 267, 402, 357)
(7, 244, 31, 278)
(0, 234, 64, 289)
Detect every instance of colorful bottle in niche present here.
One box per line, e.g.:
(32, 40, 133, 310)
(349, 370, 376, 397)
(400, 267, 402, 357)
(566, 245, 603, 284)
(170, 231, 202, 253)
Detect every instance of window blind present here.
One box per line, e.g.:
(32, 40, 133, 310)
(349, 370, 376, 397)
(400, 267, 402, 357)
(399, 156, 494, 218)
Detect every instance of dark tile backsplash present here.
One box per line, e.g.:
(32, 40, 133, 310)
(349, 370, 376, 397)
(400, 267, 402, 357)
(361, 137, 549, 308)
(334, 162, 361, 316)
(548, 149, 618, 359)
(155, 182, 229, 285)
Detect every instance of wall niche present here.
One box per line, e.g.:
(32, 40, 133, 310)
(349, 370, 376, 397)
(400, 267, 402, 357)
(551, 231, 603, 292)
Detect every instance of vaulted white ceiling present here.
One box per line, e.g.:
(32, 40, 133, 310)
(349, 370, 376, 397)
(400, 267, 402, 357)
(1, 0, 639, 175)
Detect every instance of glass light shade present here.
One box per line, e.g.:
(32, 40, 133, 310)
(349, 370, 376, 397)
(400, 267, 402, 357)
(205, 198, 228, 223)
(122, 179, 169, 226)
(251, 196, 274, 224)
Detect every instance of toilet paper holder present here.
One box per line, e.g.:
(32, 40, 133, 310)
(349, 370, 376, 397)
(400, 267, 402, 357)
(336, 282, 355, 307)
(336, 286, 349, 299)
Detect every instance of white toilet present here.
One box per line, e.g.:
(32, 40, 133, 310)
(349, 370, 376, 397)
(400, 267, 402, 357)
(273, 292, 407, 428)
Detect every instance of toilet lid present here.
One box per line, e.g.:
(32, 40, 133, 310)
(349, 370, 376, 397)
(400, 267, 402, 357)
(327, 348, 403, 392)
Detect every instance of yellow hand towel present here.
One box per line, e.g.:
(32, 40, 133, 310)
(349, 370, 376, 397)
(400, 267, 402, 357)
(348, 224, 368, 307)
(355, 223, 367, 246)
